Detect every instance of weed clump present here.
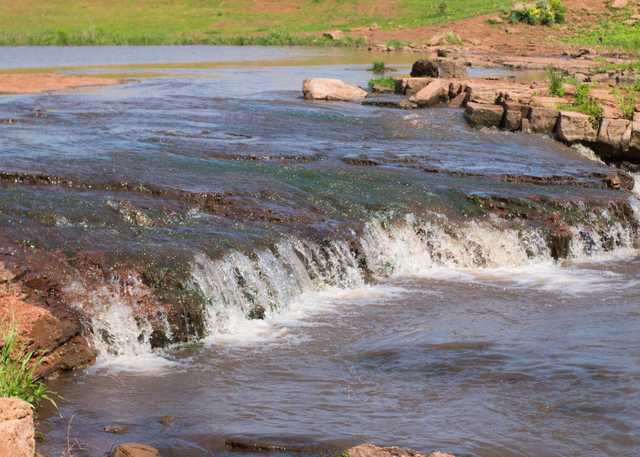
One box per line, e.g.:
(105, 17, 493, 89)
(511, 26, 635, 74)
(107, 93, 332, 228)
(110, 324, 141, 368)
(546, 66, 566, 97)
(0, 322, 55, 408)
(559, 84, 603, 124)
(368, 77, 396, 91)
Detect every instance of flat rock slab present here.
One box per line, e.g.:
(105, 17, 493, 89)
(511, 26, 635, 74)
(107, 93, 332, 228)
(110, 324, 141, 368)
(347, 444, 454, 457)
(111, 442, 160, 457)
(302, 78, 367, 102)
(362, 95, 417, 109)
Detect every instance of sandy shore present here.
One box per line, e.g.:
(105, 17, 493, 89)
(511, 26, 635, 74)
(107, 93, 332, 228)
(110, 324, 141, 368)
(0, 73, 121, 94)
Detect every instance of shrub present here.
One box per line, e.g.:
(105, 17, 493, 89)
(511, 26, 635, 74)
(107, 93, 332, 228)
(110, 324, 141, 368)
(437, 1, 449, 16)
(511, 0, 566, 26)
(546, 66, 566, 97)
(0, 322, 54, 408)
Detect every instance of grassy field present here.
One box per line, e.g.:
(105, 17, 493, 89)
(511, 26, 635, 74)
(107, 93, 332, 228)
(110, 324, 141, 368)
(566, 7, 640, 51)
(0, 0, 511, 46)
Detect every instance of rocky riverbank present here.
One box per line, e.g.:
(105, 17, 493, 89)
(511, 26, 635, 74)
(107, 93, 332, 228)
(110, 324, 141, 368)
(304, 54, 640, 168)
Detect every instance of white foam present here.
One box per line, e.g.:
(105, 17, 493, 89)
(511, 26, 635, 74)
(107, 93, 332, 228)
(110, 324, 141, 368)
(77, 207, 639, 361)
(64, 278, 177, 372)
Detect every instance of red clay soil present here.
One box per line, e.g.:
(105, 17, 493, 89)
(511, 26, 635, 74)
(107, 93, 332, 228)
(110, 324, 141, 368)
(352, 0, 613, 56)
(0, 73, 121, 94)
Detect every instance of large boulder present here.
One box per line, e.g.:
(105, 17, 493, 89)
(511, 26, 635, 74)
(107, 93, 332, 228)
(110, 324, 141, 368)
(396, 77, 434, 96)
(626, 119, 640, 162)
(346, 444, 454, 457)
(410, 60, 466, 78)
(111, 443, 161, 457)
(410, 80, 451, 107)
(438, 61, 467, 78)
(528, 107, 559, 134)
(557, 111, 599, 143)
(0, 398, 35, 457)
(597, 118, 631, 157)
(464, 102, 504, 128)
(503, 102, 530, 131)
(302, 78, 367, 102)
(410, 60, 439, 77)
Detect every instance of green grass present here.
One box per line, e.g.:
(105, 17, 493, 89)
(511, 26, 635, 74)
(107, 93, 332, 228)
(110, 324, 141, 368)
(368, 76, 396, 91)
(371, 60, 388, 74)
(546, 66, 566, 97)
(567, 8, 640, 51)
(0, 322, 55, 408)
(558, 84, 603, 124)
(0, 0, 512, 46)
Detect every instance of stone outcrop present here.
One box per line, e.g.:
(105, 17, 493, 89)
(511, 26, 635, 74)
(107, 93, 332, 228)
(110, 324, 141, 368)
(0, 261, 96, 378)
(464, 102, 504, 128)
(302, 78, 367, 102)
(557, 111, 599, 144)
(410, 59, 466, 79)
(111, 442, 161, 457)
(346, 444, 454, 457)
(598, 118, 632, 155)
(410, 80, 451, 107)
(410, 60, 439, 77)
(0, 398, 35, 457)
(396, 77, 433, 96)
(529, 107, 559, 134)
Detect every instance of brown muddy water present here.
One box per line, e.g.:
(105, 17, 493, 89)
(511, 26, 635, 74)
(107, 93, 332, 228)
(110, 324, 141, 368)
(0, 47, 639, 457)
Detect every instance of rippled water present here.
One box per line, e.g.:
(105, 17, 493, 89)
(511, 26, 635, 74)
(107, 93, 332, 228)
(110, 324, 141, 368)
(1, 47, 638, 457)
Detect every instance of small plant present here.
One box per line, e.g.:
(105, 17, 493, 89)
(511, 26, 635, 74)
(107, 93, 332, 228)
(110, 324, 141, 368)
(618, 93, 636, 120)
(385, 38, 406, 49)
(371, 60, 387, 74)
(0, 321, 55, 408)
(510, 0, 566, 26)
(444, 31, 463, 45)
(368, 77, 396, 91)
(546, 66, 566, 97)
(559, 84, 603, 124)
(437, 1, 449, 16)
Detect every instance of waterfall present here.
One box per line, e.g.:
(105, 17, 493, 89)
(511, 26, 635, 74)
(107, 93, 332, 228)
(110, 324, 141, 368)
(76, 207, 638, 364)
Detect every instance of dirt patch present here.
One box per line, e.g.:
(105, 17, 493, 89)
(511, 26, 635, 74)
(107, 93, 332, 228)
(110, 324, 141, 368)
(0, 73, 121, 94)
(352, 0, 612, 56)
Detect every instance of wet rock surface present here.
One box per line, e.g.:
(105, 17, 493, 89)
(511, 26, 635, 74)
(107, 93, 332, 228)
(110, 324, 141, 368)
(347, 444, 454, 457)
(110, 443, 160, 457)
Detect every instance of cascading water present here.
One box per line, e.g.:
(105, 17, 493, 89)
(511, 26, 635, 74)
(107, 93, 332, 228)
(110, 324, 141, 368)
(78, 207, 638, 364)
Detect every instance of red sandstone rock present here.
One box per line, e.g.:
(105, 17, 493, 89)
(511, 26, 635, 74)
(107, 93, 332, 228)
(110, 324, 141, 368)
(557, 111, 598, 143)
(464, 102, 504, 128)
(111, 442, 160, 457)
(0, 398, 35, 457)
(302, 78, 367, 102)
(347, 444, 455, 457)
(410, 80, 451, 107)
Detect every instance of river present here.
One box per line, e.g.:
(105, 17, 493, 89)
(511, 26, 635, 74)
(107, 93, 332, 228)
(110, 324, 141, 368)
(0, 46, 638, 457)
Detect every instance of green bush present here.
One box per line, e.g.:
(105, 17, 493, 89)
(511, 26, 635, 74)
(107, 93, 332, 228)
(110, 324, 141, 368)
(0, 322, 54, 408)
(511, 0, 566, 26)
(546, 66, 566, 97)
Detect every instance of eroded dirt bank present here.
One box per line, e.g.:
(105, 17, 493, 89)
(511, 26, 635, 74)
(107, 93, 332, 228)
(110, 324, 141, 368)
(0, 73, 121, 94)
